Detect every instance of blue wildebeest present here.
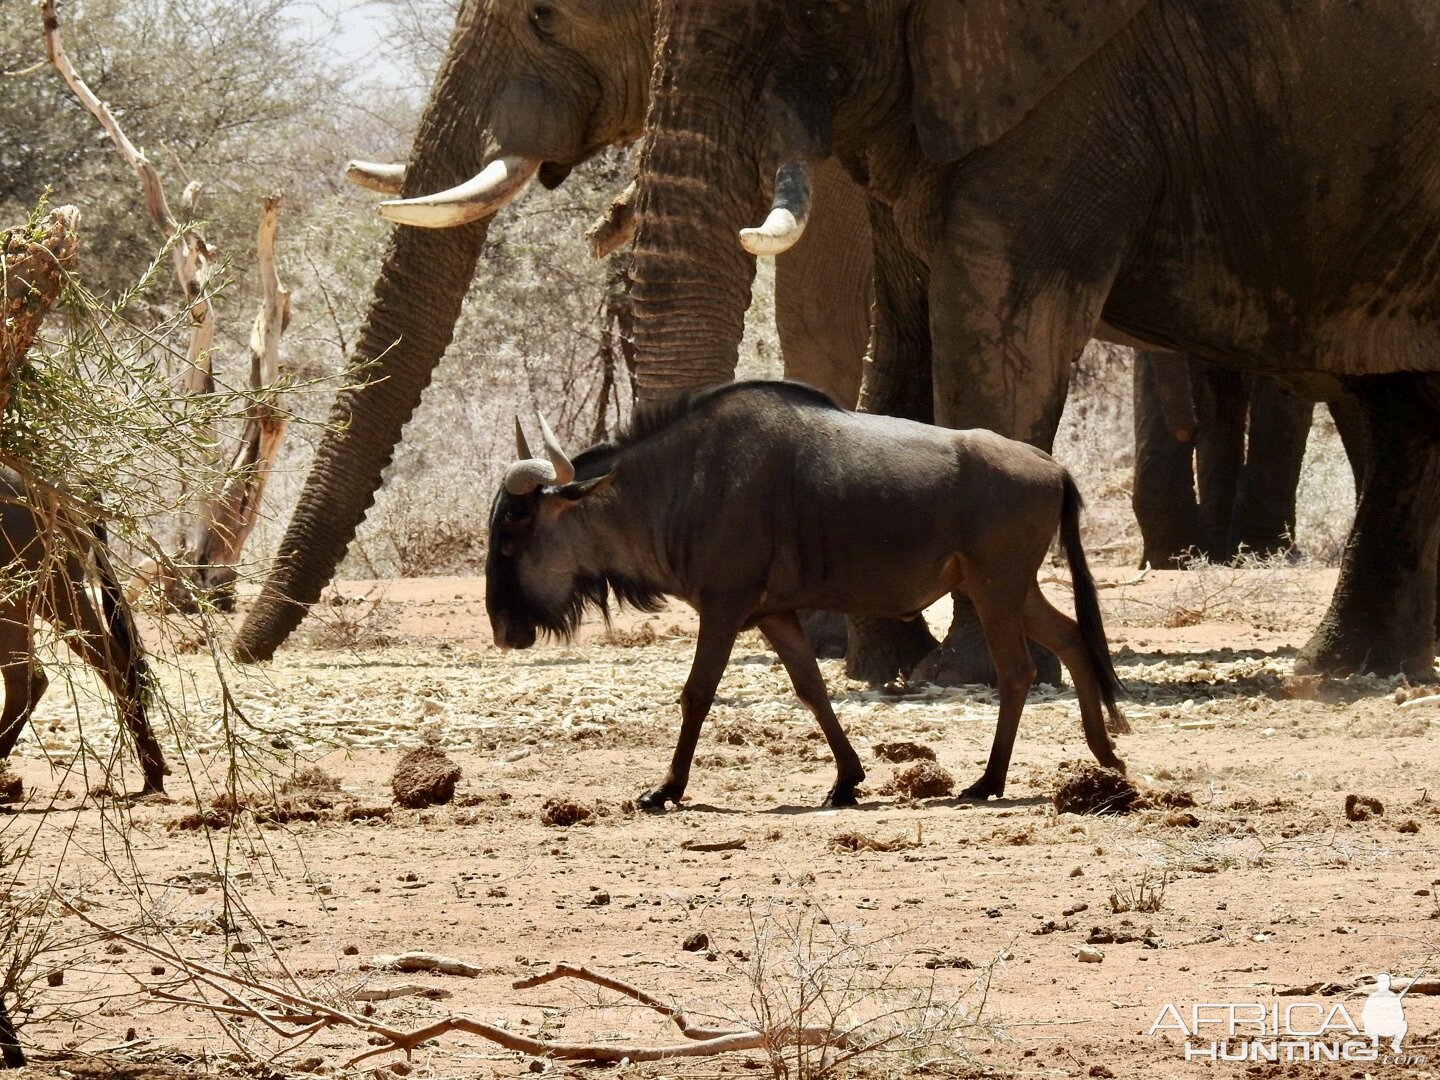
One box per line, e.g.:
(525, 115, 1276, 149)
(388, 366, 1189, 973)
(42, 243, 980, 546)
(0, 468, 167, 794)
(486, 382, 1124, 808)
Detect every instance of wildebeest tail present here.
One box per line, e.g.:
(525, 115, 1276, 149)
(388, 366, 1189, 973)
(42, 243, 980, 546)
(1059, 473, 1124, 719)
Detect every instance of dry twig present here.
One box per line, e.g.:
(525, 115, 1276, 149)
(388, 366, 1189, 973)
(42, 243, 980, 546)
(59, 902, 854, 1067)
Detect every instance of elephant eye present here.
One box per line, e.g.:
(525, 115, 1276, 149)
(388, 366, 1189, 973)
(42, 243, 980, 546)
(529, 3, 558, 36)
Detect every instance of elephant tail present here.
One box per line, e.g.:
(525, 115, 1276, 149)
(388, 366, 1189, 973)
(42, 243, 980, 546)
(1059, 473, 1124, 721)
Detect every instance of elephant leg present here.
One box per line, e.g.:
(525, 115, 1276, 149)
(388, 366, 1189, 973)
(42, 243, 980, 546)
(1328, 393, 1370, 490)
(1297, 374, 1440, 678)
(842, 199, 942, 683)
(774, 159, 873, 408)
(913, 137, 1147, 687)
(1190, 362, 1247, 561)
(1228, 376, 1313, 558)
(776, 164, 874, 659)
(1132, 353, 1204, 568)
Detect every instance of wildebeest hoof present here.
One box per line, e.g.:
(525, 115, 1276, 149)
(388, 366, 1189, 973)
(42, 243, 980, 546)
(959, 777, 1003, 800)
(637, 785, 682, 811)
(823, 783, 860, 808)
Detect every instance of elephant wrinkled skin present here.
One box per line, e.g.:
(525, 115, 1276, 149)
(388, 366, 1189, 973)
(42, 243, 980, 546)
(626, 0, 1440, 678)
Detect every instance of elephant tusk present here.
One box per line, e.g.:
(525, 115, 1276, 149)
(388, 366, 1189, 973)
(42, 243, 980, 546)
(586, 181, 638, 259)
(378, 155, 540, 228)
(345, 160, 406, 195)
(739, 160, 813, 256)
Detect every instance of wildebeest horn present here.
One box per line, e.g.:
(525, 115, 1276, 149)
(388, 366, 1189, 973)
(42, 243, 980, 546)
(514, 416, 532, 459)
(739, 159, 812, 256)
(537, 413, 575, 486)
(378, 155, 539, 228)
(503, 459, 557, 496)
(345, 160, 406, 195)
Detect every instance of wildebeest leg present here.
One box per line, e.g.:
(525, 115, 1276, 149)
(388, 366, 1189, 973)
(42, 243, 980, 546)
(49, 556, 167, 794)
(0, 626, 47, 760)
(757, 612, 865, 807)
(637, 611, 743, 811)
(960, 587, 1036, 800)
(1021, 587, 1126, 770)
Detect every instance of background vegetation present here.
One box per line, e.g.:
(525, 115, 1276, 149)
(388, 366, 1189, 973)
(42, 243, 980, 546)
(2, 0, 1354, 583)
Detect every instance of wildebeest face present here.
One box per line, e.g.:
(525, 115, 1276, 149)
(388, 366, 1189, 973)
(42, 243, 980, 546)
(485, 477, 615, 649)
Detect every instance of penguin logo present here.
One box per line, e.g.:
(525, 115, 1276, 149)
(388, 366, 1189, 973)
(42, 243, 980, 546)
(1361, 973, 1408, 1054)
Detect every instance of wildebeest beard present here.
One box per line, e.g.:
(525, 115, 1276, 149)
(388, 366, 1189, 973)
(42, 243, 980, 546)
(531, 569, 669, 642)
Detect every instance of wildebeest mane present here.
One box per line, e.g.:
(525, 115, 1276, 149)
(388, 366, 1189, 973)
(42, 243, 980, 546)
(538, 571, 668, 643)
(615, 380, 838, 451)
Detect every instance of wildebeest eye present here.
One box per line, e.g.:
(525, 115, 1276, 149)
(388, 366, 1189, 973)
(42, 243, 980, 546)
(529, 3, 558, 36)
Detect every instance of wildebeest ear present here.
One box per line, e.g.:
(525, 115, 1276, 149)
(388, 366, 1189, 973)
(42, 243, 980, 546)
(907, 0, 1144, 163)
(552, 472, 616, 503)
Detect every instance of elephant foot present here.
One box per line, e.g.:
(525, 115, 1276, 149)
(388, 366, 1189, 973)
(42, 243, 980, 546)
(1294, 625, 1437, 680)
(844, 615, 939, 684)
(910, 634, 1061, 688)
(823, 779, 861, 808)
(798, 610, 849, 660)
(636, 783, 685, 812)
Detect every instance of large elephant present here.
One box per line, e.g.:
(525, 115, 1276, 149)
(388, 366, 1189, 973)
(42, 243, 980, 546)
(621, 0, 1440, 678)
(232, 0, 877, 662)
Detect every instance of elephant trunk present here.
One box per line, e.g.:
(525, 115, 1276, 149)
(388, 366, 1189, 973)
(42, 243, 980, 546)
(629, 12, 762, 402)
(234, 218, 488, 661)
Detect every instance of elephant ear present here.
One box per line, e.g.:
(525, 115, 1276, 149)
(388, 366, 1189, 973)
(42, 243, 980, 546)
(908, 0, 1146, 163)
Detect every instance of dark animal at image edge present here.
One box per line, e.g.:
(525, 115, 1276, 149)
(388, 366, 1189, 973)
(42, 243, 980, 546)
(485, 382, 1125, 807)
(0, 468, 168, 794)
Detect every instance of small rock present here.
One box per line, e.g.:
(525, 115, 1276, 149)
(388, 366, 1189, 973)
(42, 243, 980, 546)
(893, 761, 954, 799)
(682, 932, 709, 952)
(1069, 867, 1085, 878)
(230, 942, 253, 954)
(1344, 793, 1384, 822)
(540, 799, 593, 827)
(391, 747, 462, 808)
(0, 768, 24, 803)
(124, 1027, 137, 1042)
(1397, 818, 1421, 833)
(872, 741, 937, 763)
(343, 945, 360, 956)
(1278, 674, 1324, 700)
(45, 970, 63, 987)
(587, 891, 611, 907)
(150, 964, 165, 976)
(1053, 766, 1142, 815)
(1076, 946, 1104, 964)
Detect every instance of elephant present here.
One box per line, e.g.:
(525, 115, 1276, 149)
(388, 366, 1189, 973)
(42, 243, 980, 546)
(1133, 354, 1318, 568)
(233, 0, 1357, 679)
(232, 0, 879, 663)
(618, 0, 1440, 679)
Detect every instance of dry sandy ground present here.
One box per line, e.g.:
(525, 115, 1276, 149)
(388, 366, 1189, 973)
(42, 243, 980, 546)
(2, 565, 1438, 1080)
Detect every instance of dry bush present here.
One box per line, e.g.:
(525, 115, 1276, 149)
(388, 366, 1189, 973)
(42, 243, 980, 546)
(1108, 869, 1168, 914)
(299, 588, 392, 650)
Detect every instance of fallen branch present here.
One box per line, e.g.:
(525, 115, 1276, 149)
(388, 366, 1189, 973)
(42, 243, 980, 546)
(60, 902, 854, 1067)
(370, 952, 486, 978)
